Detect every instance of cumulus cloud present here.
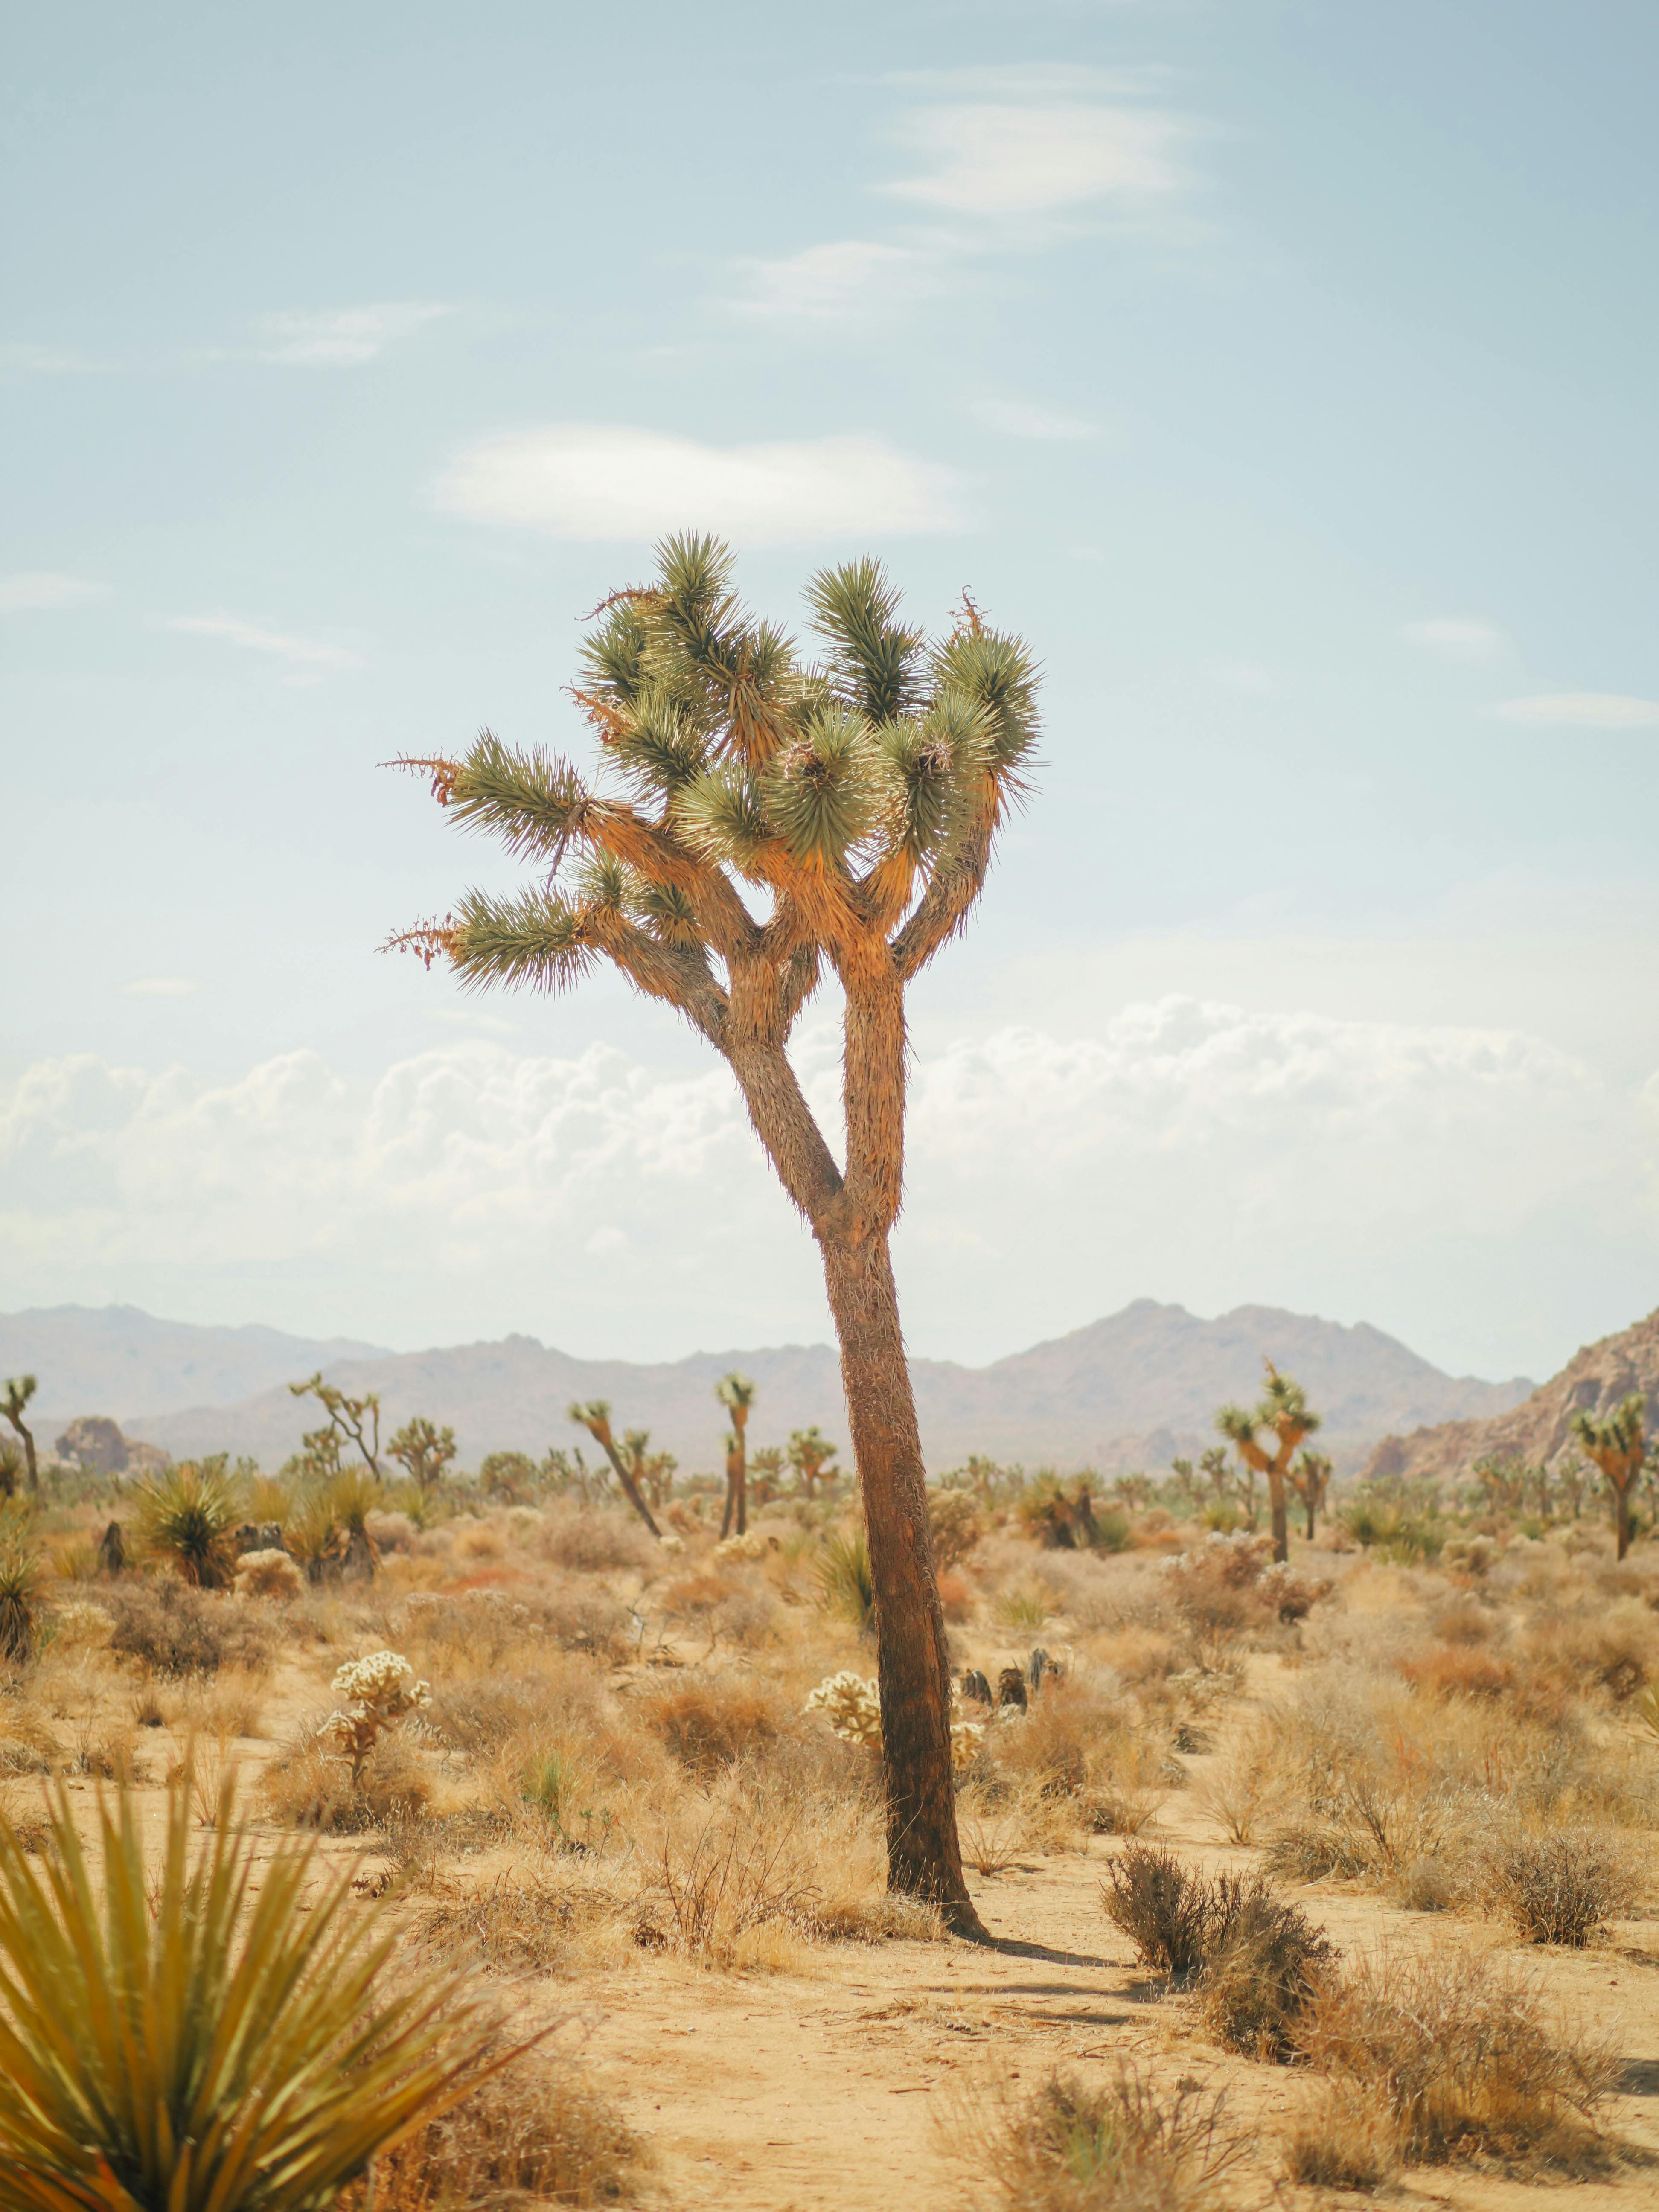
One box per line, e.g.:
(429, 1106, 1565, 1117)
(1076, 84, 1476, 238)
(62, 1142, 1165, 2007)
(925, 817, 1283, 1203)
(239, 303, 453, 367)
(0, 572, 105, 612)
(3, 1000, 1645, 1368)
(166, 614, 362, 678)
(884, 100, 1189, 217)
(434, 425, 964, 544)
(1485, 692, 1659, 729)
(1403, 617, 1505, 662)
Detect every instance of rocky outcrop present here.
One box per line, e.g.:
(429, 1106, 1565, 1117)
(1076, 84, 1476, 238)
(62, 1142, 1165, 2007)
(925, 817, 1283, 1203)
(1363, 1307, 1659, 1484)
(52, 1416, 168, 1474)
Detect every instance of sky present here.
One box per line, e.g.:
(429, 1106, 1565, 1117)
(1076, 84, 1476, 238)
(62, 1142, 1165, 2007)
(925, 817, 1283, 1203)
(4, 0, 1658, 1384)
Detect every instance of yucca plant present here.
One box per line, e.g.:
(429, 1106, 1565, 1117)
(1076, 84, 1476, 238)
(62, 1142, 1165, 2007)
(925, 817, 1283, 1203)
(132, 1458, 242, 1589)
(0, 1540, 40, 1665)
(0, 1776, 513, 2211)
(816, 1528, 875, 1630)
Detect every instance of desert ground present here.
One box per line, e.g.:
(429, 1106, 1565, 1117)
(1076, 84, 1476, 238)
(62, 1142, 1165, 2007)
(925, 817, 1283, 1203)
(6, 1474, 1659, 2210)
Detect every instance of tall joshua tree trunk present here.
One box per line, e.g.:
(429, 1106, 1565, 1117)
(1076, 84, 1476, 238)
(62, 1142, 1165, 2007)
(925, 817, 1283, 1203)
(821, 1233, 965, 1905)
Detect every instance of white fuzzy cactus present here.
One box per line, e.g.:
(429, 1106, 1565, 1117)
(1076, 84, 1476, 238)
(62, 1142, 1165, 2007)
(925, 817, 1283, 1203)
(322, 1649, 431, 1783)
(806, 1670, 986, 1775)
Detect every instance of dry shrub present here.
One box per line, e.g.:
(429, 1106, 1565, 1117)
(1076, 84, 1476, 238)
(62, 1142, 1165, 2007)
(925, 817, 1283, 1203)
(105, 1579, 271, 1678)
(648, 1790, 819, 1964)
(1295, 1945, 1619, 2170)
(928, 1489, 984, 1570)
(348, 2044, 644, 2209)
(991, 1679, 1161, 1834)
(538, 1507, 657, 1575)
(413, 1870, 629, 1978)
(260, 1726, 430, 1832)
(637, 1676, 789, 1776)
(1479, 1826, 1638, 1946)
(231, 1549, 302, 1601)
(1098, 1844, 1212, 1977)
(967, 2064, 1247, 2212)
(1160, 1534, 1324, 1658)
(1282, 2083, 1402, 2192)
(937, 1569, 974, 1621)
(1541, 1607, 1659, 1702)
(1193, 1876, 1336, 2061)
(0, 1703, 57, 1775)
(1399, 1642, 1516, 1700)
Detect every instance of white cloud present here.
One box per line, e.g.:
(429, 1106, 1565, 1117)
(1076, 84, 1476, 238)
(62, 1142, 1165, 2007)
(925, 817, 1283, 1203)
(885, 102, 1189, 217)
(734, 241, 939, 321)
(0, 343, 105, 375)
(434, 425, 964, 544)
(241, 303, 454, 367)
(166, 614, 362, 677)
(0, 572, 105, 612)
(123, 978, 203, 999)
(969, 396, 1099, 442)
(3, 1000, 1646, 1371)
(1485, 692, 1659, 729)
(1403, 617, 1505, 662)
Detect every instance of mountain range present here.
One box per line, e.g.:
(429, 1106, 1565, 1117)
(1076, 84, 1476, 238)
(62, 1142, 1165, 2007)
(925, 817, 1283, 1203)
(3, 1300, 1532, 1476)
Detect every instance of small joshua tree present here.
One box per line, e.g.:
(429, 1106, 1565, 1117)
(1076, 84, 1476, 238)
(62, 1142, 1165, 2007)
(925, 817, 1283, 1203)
(289, 1372, 382, 1477)
(1216, 1362, 1321, 1565)
(1290, 1449, 1333, 1541)
(715, 1372, 757, 1537)
(323, 1650, 432, 1786)
(788, 1423, 839, 1500)
(749, 1445, 786, 1505)
(387, 1415, 457, 1494)
(1572, 1392, 1646, 1561)
(0, 1377, 38, 1494)
(568, 1400, 661, 1537)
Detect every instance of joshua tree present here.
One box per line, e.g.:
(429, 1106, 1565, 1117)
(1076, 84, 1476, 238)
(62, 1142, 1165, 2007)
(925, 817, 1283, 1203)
(788, 1423, 839, 1500)
(749, 1444, 786, 1505)
(568, 1400, 661, 1537)
(388, 538, 1038, 1928)
(387, 1415, 457, 1494)
(1, 1377, 38, 1494)
(1571, 1392, 1646, 1561)
(1289, 1449, 1332, 1541)
(1216, 1362, 1322, 1564)
(289, 1372, 381, 1477)
(715, 1372, 757, 1537)
(622, 1428, 677, 1511)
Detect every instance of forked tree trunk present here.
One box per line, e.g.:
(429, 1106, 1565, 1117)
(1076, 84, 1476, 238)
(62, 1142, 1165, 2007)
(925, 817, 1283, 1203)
(1267, 1472, 1289, 1565)
(593, 1431, 661, 1540)
(820, 1231, 984, 1938)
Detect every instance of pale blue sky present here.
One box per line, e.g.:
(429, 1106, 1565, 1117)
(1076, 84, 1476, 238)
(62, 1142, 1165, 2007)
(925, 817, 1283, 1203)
(5, 1, 1657, 1381)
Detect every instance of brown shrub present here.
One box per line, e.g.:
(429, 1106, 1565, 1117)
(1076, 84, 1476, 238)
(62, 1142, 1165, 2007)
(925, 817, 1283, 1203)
(1099, 1844, 1212, 1977)
(937, 1569, 974, 1621)
(539, 1507, 658, 1575)
(968, 2064, 1247, 2212)
(1479, 1826, 1638, 1946)
(1295, 1946, 1619, 2169)
(260, 1728, 429, 1831)
(346, 2045, 644, 2209)
(1399, 1643, 1516, 1700)
(413, 1870, 628, 1978)
(1545, 1610, 1658, 1701)
(928, 1489, 985, 1571)
(637, 1678, 789, 1776)
(106, 1579, 271, 1678)
(1193, 1876, 1337, 2061)
(1282, 2084, 1401, 2192)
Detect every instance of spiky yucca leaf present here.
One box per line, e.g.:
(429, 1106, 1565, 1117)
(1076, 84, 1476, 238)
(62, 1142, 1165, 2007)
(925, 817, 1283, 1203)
(931, 628, 1041, 782)
(445, 735, 588, 862)
(0, 1540, 39, 1664)
(760, 707, 876, 866)
(803, 556, 926, 724)
(602, 686, 709, 795)
(672, 769, 773, 870)
(0, 1778, 511, 2212)
(450, 886, 601, 995)
(132, 1461, 242, 1589)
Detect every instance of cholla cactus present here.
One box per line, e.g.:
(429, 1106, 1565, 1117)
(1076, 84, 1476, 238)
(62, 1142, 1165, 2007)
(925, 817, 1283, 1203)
(949, 1719, 986, 1773)
(323, 1649, 431, 1784)
(804, 1670, 883, 1747)
(715, 1531, 768, 1563)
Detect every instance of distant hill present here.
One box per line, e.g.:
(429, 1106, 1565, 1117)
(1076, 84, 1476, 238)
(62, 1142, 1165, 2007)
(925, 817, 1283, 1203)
(4, 1298, 1531, 1476)
(1364, 1305, 1659, 1484)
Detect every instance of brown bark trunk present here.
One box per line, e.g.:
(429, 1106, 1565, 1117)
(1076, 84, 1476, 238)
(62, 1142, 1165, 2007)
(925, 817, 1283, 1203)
(1267, 1473, 1289, 1564)
(820, 1232, 984, 1938)
(1304, 1496, 1316, 1542)
(1616, 1481, 1633, 1561)
(594, 1433, 661, 1539)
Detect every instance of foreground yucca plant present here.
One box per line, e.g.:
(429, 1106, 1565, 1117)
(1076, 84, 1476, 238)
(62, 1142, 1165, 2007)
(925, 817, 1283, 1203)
(0, 1778, 506, 2211)
(132, 1458, 243, 1587)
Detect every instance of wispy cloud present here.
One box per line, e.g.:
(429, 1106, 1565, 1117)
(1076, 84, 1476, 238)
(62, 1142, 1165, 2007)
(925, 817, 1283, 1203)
(1403, 617, 1506, 662)
(733, 241, 941, 322)
(0, 342, 108, 376)
(969, 396, 1100, 442)
(884, 100, 1189, 218)
(1485, 692, 1659, 729)
(0, 572, 106, 612)
(235, 303, 454, 367)
(435, 424, 964, 545)
(123, 978, 203, 999)
(166, 614, 363, 680)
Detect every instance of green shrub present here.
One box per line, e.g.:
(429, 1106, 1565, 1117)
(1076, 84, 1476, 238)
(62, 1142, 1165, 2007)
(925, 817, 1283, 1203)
(815, 1529, 874, 1630)
(132, 1457, 243, 1586)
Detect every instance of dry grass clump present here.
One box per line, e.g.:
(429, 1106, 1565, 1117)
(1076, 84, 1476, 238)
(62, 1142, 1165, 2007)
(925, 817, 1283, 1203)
(537, 1505, 658, 1575)
(1282, 2083, 1402, 2192)
(1100, 1843, 1213, 1976)
(413, 1869, 631, 1979)
(105, 1578, 271, 1678)
(343, 2043, 645, 2209)
(1294, 1945, 1620, 2171)
(645, 1787, 820, 1965)
(637, 1676, 792, 1776)
(261, 1726, 431, 1832)
(1478, 1826, 1639, 1945)
(967, 2064, 1247, 2212)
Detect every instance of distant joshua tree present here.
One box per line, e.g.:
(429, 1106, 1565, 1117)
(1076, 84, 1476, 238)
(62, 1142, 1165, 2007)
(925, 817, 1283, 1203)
(1, 1377, 39, 1493)
(715, 1372, 757, 1538)
(288, 1373, 381, 1478)
(788, 1424, 839, 1500)
(387, 536, 1039, 1930)
(1571, 1393, 1646, 1561)
(567, 1399, 661, 1537)
(1289, 1449, 1332, 1541)
(386, 1416, 457, 1495)
(1216, 1362, 1322, 1564)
